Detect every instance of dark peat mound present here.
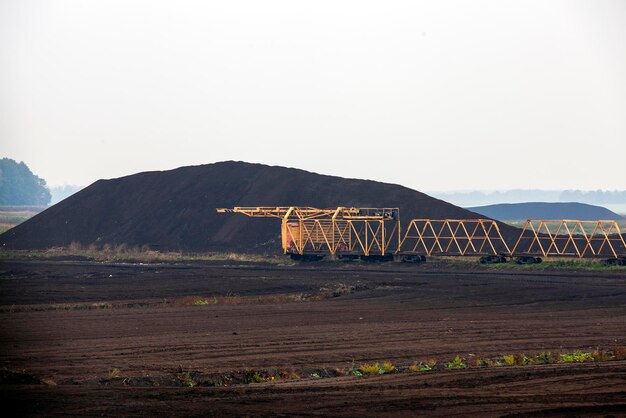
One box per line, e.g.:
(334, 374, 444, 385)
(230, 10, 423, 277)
(0, 161, 512, 252)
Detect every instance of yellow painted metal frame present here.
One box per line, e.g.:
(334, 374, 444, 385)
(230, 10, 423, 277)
(510, 220, 626, 258)
(216, 206, 401, 256)
(399, 219, 511, 256)
(215, 207, 355, 219)
(217, 208, 626, 259)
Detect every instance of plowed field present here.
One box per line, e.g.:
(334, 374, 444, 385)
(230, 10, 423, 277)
(1, 260, 625, 416)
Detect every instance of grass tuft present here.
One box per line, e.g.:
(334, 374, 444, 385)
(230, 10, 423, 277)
(358, 361, 397, 375)
(559, 352, 592, 363)
(535, 352, 555, 364)
(408, 361, 435, 372)
(359, 363, 381, 375)
(447, 355, 467, 370)
(381, 361, 396, 373)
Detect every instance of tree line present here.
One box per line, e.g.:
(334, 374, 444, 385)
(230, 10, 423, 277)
(0, 158, 51, 206)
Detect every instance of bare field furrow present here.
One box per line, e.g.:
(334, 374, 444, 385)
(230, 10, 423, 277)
(1, 261, 625, 416)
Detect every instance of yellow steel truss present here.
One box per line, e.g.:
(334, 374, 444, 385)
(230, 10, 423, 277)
(510, 220, 626, 258)
(399, 219, 511, 256)
(217, 207, 626, 259)
(215, 207, 355, 219)
(216, 206, 401, 256)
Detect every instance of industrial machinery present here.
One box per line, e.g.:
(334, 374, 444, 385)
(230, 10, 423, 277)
(399, 218, 511, 260)
(510, 220, 626, 264)
(216, 206, 400, 261)
(216, 206, 626, 264)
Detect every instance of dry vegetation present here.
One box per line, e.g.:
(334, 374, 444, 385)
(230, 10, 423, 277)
(203, 345, 626, 386)
(0, 242, 293, 265)
(2, 244, 624, 271)
(171, 287, 355, 307)
(11, 346, 622, 389)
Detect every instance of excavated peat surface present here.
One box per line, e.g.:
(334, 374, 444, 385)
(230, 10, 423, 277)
(1, 260, 625, 417)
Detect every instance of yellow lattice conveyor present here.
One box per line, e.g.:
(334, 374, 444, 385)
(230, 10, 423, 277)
(216, 207, 626, 264)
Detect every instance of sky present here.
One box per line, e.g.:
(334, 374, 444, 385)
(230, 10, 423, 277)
(1, 0, 625, 191)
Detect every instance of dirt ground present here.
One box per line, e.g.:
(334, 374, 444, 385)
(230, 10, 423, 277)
(1, 260, 625, 417)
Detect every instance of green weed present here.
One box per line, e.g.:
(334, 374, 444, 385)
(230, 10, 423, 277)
(447, 355, 467, 370)
(350, 359, 363, 376)
(535, 352, 555, 364)
(409, 361, 434, 372)
(559, 352, 592, 363)
(193, 299, 209, 305)
(250, 371, 263, 383)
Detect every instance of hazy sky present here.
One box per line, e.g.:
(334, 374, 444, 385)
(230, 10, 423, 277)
(1, 0, 625, 191)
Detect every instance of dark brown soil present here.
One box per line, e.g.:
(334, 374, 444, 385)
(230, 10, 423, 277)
(0, 161, 517, 251)
(1, 260, 625, 416)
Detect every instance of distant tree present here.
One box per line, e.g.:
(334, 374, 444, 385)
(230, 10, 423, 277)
(0, 158, 51, 205)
